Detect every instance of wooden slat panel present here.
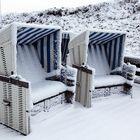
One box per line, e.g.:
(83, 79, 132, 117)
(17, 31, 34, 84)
(0, 80, 30, 135)
(75, 68, 93, 108)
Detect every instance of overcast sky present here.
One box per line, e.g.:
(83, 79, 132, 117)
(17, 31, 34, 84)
(1, 0, 112, 14)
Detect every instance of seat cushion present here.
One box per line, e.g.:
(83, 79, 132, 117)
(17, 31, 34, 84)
(32, 80, 67, 103)
(94, 75, 126, 88)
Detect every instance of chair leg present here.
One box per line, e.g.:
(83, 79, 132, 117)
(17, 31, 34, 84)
(65, 91, 74, 104)
(130, 87, 133, 99)
(44, 101, 46, 112)
(130, 92, 133, 99)
(123, 84, 133, 98)
(44, 100, 50, 112)
(61, 94, 64, 104)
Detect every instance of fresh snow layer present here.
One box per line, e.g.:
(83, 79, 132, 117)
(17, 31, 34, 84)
(0, 84, 140, 140)
(32, 80, 67, 103)
(94, 75, 126, 87)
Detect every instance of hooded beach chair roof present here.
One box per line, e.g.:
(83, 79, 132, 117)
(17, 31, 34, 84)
(0, 22, 61, 77)
(69, 30, 126, 75)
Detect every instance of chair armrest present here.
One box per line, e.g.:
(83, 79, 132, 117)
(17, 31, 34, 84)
(45, 66, 77, 89)
(61, 65, 77, 89)
(45, 75, 60, 81)
(0, 75, 29, 88)
(58, 66, 77, 104)
(122, 63, 137, 85)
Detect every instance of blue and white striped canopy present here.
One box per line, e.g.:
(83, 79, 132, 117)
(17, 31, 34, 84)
(87, 31, 126, 74)
(17, 27, 59, 45)
(17, 26, 61, 74)
(89, 31, 124, 45)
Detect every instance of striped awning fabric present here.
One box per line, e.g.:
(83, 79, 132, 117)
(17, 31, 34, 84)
(89, 31, 124, 45)
(17, 27, 59, 45)
(88, 31, 126, 71)
(17, 26, 61, 74)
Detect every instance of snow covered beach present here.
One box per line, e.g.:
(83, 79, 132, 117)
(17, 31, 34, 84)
(0, 0, 140, 139)
(0, 84, 140, 140)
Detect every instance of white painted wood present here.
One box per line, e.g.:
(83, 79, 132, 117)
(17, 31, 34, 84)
(0, 80, 30, 135)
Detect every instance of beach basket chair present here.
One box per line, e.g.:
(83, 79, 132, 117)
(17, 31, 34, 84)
(0, 23, 76, 135)
(69, 30, 136, 107)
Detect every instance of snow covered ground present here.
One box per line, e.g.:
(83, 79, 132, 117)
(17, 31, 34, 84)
(0, 84, 140, 140)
